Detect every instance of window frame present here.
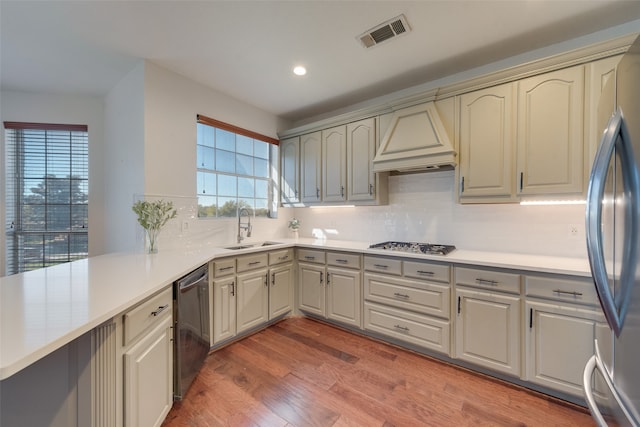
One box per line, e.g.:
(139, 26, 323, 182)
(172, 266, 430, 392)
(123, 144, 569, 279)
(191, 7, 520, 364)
(196, 115, 279, 219)
(4, 121, 89, 275)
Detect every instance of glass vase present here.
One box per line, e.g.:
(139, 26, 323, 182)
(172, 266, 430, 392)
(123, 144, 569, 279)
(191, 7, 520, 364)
(145, 228, 160, 254)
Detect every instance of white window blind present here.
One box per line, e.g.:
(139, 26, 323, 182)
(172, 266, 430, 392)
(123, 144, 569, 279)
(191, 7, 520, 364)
(4, 122, 89, 275)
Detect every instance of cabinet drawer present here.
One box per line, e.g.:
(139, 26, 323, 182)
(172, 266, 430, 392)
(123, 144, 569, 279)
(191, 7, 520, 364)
(404, 260, 450, 283)
(525, 274, 598, 306)
(364, 301, 450, 355)
(455, 266, 520, 294)
(364, 273, 450, 319)
(123, 287, 172, 346)
(237, 253, 268, 273)
(212, 258, 235, 277)
(297, 248, 325, 264)
(327, 251, 361, 269)
(364, 255, 402, 276)
(269, 248, 294, 266)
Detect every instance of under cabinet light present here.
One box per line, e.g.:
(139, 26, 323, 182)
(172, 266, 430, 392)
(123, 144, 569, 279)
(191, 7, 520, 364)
(520, 200, 586, 206)
(309, 205, 356, 209)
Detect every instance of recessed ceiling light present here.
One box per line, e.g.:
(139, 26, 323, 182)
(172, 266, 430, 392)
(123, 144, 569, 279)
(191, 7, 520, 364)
(293, 66, 307, 76)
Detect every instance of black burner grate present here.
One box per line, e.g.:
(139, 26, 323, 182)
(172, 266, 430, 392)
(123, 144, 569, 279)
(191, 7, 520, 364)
(368, 241, 456, 255)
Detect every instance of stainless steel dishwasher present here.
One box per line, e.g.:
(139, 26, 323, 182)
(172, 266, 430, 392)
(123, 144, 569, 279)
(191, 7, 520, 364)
(173, 263, 210, 400)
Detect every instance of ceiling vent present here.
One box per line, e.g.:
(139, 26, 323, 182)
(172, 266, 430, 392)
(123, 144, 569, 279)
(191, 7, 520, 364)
(358, 14, 411, 48)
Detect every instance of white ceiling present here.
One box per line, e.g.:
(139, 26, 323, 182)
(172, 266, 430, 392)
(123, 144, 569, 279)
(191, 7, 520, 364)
(2, 1, 640, 123)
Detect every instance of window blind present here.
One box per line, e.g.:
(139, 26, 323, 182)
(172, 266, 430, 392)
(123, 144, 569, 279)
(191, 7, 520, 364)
(4, 122, 89, 275)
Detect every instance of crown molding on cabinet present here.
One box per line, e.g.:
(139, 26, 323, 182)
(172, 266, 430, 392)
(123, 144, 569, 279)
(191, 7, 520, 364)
(278, 33, 637, 140)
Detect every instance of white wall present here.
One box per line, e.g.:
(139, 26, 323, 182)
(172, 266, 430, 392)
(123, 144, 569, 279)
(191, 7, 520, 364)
(289, 171, 587, 258)
(0, 91, 106, 275)
(128, 62, 292, 252)
(104, 62, 146, 253)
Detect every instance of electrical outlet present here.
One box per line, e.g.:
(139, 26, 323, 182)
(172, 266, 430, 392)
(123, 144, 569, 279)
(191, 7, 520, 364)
(182, 221, 189, 232)
(568, 224, 579, 238)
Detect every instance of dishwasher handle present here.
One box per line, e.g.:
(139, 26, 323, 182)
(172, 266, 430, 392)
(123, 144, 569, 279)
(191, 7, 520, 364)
(178, 265, 209, 293)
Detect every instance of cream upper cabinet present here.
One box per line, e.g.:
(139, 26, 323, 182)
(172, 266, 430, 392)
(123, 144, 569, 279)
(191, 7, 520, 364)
(586, 55, 621, 179)
(347, 117, 377, 201)
(300, 131, 322, 203)
(280, 136, 299, 205)
(458, 83, 517, 202)
(322, 125, 347, 202)
(516, 65, 585, 196)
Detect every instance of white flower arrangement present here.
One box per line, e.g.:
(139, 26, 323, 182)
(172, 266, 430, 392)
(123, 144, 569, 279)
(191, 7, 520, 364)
(288, 218, 300, 230)
(132, 200, 177, 253)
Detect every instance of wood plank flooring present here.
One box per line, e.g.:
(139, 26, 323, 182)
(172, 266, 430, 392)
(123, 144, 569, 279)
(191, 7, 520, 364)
(162, 317, 595, 427)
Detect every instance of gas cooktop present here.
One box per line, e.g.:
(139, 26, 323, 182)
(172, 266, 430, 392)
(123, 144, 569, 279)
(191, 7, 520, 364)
(369, 241, 456, 256)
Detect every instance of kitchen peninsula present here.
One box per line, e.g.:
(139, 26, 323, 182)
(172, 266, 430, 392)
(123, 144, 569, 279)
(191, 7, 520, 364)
(0, 237, 594, 426)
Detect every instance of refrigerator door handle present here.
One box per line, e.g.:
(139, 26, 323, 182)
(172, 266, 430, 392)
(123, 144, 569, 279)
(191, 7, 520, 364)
(586, 108, 639, 337)
(583, 354, 608, 427)
(583, 341, 640, 427)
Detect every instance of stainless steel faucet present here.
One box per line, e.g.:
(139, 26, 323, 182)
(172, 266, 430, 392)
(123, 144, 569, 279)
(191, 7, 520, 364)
(237, 207, 252, 243)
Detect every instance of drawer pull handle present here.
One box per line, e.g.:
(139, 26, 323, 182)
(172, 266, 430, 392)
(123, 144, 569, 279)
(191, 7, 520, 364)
(374, 264, 389, 269)
(278, 255, 289, 261)
(249, 261, 261, 266)
(475, 278, 498, 286)
(394, 324, 410, 332)
(220, 266, 233, 271)
(336, 259, 348, 264)
(393, 292, 410, 299)
(553, 289, 584, 297)
(416, 270, 434, 276)
(151, 304, 169, 317)
(304, 256, 316, 260)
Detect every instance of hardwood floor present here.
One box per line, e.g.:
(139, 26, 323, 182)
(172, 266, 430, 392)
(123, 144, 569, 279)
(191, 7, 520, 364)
(162, 317, 595, 427)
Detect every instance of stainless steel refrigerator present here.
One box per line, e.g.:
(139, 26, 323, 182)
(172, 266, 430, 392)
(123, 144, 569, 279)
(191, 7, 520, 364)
(583, 34, 640, 426)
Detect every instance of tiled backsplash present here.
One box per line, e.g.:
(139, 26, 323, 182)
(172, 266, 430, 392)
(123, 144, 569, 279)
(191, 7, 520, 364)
(139, 170, 588, 258)
(289, 171, 588, 258)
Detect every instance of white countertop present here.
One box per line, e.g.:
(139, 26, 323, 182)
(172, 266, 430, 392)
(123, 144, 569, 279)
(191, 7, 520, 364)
(0, 237, 592, 380)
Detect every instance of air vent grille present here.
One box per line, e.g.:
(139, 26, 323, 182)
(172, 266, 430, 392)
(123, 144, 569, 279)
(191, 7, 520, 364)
(358, 14, 410, 49)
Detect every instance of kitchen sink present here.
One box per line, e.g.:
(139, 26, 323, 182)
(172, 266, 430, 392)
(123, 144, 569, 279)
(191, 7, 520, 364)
(224, 245, 254, 250)
(224, 241, 282, 250)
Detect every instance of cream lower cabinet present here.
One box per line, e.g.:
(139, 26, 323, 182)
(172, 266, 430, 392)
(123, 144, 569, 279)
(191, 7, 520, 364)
(364, 256, 451, 355)
(454, 266, 521, 377)
(123, 315, 173, 427)
(120, 287, 174, 427)
(212, 276, 236, 343)
(268, 248, 294, 319)
(236, 268, 269, 334)
(211, 258, 237, 345)
(524, 274, 611, 397)
(327, 249, 362, 327)
(297, 249, 362, 328)
(236, 253, 269, 334)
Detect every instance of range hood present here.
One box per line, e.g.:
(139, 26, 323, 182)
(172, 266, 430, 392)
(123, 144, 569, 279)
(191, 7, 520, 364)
(372, 102, 456, 173)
